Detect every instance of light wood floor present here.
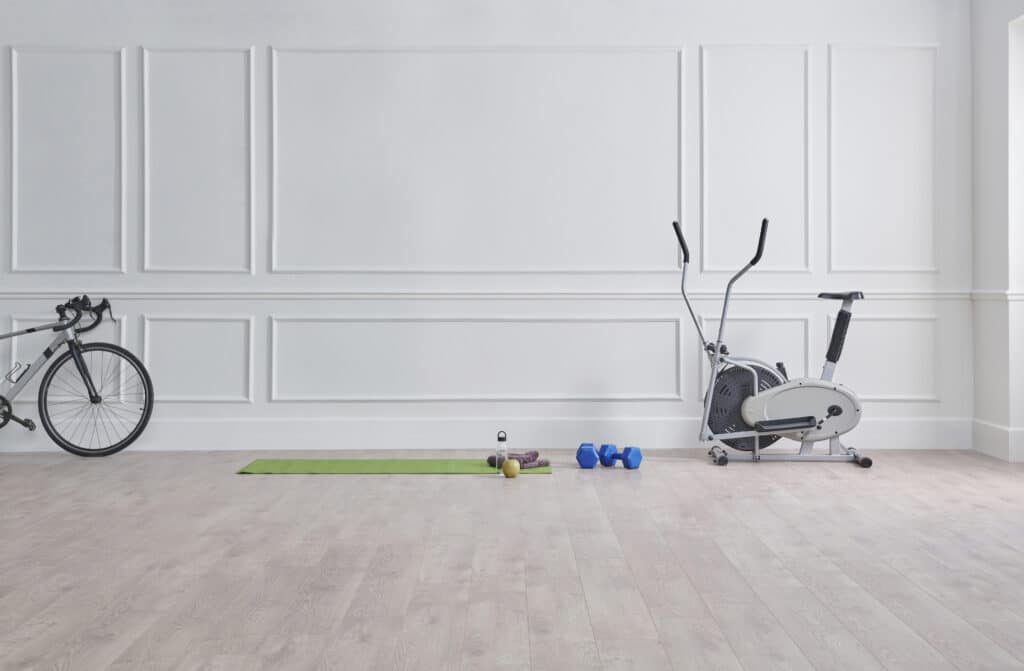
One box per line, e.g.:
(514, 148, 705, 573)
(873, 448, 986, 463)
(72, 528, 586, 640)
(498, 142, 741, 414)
(2, 449, 1024, 670)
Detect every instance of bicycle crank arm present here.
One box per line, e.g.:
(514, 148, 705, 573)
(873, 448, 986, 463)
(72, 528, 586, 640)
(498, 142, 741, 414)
(7, 413, 36, 431)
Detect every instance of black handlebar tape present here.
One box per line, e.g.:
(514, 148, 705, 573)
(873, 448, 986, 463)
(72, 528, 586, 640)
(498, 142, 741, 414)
(79, 298, 113, 334)
(826, 309, 852, 364)
(53, 306, 84, 332)
(77, 306, 104, 333)
(671, 221, 690, 263)
(750, 218, 768, 265)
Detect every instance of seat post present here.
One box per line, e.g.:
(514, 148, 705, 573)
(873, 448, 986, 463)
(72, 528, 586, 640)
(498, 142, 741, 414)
(821, 298, 854, 381)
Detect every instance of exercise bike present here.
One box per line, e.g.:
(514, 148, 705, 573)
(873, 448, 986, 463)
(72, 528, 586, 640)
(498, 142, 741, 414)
(671, 219, 872, 467)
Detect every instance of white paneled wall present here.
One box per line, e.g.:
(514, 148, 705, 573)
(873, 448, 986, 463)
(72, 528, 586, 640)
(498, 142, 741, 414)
(0, 0, 972, 453)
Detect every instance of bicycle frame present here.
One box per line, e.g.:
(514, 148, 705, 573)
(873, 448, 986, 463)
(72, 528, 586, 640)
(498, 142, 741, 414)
(0, 318, 78, 402)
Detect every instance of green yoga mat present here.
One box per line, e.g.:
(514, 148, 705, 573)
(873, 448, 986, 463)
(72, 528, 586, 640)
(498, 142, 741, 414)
(238, 458, 552, 475)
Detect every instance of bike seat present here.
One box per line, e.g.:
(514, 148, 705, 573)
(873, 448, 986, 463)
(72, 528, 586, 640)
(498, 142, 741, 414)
(817, 291, 864, 301)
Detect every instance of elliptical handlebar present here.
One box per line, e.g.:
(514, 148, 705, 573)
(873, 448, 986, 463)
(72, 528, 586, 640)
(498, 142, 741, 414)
(669, 217, 769, 351)
(671, 221, 690, 263)
(671, 221, 706, 348)
(750, 218, 768, 266)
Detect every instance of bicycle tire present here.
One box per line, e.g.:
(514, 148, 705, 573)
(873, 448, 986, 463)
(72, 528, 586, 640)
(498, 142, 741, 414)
(37, 342, 154, 457)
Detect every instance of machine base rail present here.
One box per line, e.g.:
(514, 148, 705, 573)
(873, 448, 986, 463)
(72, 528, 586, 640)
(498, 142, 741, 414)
(707, 438, 872, 468)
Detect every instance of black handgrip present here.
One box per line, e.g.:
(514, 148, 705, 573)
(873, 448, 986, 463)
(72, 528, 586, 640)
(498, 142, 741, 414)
(826, 309, 851, 364)
(77, 298, 114, 334)
(671, 221, 690, 263)
(750, 218, 768, 265)
(77, 300, 107, 333)
(53, 306, 84, 332)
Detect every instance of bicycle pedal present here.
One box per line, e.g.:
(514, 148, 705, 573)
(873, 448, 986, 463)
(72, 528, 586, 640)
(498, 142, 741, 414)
(8, 413, 35, 430)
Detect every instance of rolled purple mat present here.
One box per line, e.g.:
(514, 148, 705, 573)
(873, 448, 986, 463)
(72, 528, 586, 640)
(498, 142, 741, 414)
(487, 451, 540, 468)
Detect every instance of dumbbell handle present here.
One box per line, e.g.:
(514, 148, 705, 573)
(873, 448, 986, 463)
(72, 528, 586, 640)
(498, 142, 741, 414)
(598, 444, 620, 467)
(599, 444, 642, 469)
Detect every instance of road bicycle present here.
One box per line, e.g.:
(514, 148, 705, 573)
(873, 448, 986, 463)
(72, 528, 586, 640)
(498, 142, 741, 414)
(0, 295, 153, 456)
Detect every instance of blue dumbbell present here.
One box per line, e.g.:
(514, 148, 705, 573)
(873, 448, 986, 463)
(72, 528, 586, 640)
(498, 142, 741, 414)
(576, 443, 600, 468)
(577, 443, 643, 469)
(598, 444, 642, 469)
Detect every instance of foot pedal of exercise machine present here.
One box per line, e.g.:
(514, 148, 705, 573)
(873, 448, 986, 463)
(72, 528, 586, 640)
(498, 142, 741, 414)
(754, 416, 817, 432)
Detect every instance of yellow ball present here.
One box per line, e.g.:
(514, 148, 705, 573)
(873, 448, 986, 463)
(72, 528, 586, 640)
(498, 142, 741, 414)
(502, 458, 521, 478)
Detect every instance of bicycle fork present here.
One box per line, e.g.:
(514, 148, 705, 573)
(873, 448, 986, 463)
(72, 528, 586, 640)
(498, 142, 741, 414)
(67, 339, 102, 403)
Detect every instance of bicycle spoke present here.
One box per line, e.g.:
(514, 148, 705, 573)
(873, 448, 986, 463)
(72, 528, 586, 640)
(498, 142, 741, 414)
(49, 376, 88, 398)
(96, 405, 114, 446)
(51, 409, 90, 435)
(48, 403, 92, 420)
(90, 407, 101, 449)
(101, 403, 142, 425)
(100, 353, 119, 395)
(101, 404, 133, 435)
(56, 402, 93, 437)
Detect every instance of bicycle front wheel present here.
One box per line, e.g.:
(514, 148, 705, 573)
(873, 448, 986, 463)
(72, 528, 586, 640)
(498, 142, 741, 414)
(38, 342, 154, 457)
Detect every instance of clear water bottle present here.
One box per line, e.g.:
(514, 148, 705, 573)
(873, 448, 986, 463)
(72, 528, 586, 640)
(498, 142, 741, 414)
(495, 431, 507, 475)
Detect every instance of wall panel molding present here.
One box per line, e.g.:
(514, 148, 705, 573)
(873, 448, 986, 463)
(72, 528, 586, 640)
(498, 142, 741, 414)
(699, 44, 810, 273)
(973, 291, 1024, 302)
(141, 46, 256, 273)
(0, 289, 977, 300)
(269, 46, 684, 274)
(9, 46, 127, 273)
(142, 315, 255, 402)
(827, 44, 939, 274)
(270, 315, 684, 402)
(696, 314, 811, 386)
(826, 313, 939, 402)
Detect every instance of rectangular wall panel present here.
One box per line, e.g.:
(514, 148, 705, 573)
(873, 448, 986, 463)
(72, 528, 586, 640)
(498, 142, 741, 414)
(143, 48, 254, 272)
(271, 49, 681, 272)
(143, 317, 253, 402)
(697, 316, 810, 386)
(829, 45, 936, 272)
(701, 45, 808, 271)
(11, 48, 125, 272)
(827, 315, 938, 401)
(271, 317, 681, 401)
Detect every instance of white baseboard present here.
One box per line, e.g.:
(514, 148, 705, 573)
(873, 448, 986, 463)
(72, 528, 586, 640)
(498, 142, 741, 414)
(0, 416, 973, 454)
(972, 419, 1024, 462)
